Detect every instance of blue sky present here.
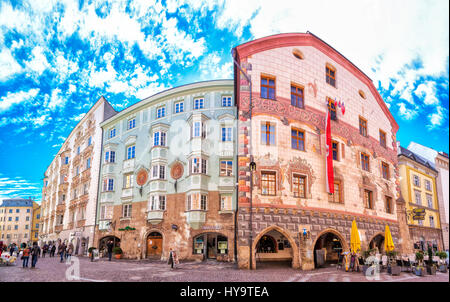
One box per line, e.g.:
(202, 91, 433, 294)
(0, 0, 448, 203)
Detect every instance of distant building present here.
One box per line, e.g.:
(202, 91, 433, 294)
(407, 142, 449, 250)
(32, 202, 41, 243)
(0, 198, 35, 246)
(398, 145, 444, 251)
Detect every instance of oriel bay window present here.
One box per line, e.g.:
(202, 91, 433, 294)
(220, 160, 233, 176)
(186, 193, 208, 211)
(190, 157, 207, 175)
(153, 131, 167, 147)
(361, 153, 370, 172)
(291, 128, 305, 151)
(150, 195, 166, 211)
(127, 145, 135, 160)
(221, 127, 232, 142)
(103, 178, 114, 192)
(364, 190, 374, 209)
(124, 174, 134, 189)
(291, 84, 304, 108)
(105, 151, 115, 163)
(292, 174, 306, 198)
(192, 121, 207, 138)
(261, 171, 276, 196)
(261, 122, 275, 145)
(152, 165, 166, 179)
(261, 76, 276, 100)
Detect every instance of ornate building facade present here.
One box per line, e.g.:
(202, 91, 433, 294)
(95, 80, 237, 261)
(233, 33, 408, 270)
(398, 146, 444, 251)
(39, 97, 116, 254)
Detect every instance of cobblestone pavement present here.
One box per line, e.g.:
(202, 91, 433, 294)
(0, 256, 448, 282)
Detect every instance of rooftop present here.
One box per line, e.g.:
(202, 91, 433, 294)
(0, 198, 34, 207)
(398, 146, 438, 173)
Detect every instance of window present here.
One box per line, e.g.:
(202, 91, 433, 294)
(122, 204, 132, 218)
(330, 181, 342, 203)
(64, 157, 69, 165)
(328, 99, 337, 121)
(128, 118, 136, 130)
(190, 158, 207, 174)
(379, 130, 386, 148)
(332, 140, 339, 161)
(192, 122, 206, 138)
(9, 209, 12, 213)
(8, 217, 11, 221)
(109, 128, 116, 138)
(186, 195, 192, 211)
(291, 128, 305, 151)
(152, 165, 166, 179)
(261, 76, 276, 100)
(413, 175, 420, 187)
(361, 153, 370, 171)
(262, 122, 275, 145)
(26, 216, 29, 221)
(88, 136, 92, 146)
(102, 179, 114, 192)
(364, 190, 373, 209)
(291, 85, 304, 108)
(17, 209, 20, 213)
(25, 224, 29, 230)
(385, 196, 393, 214)
(326, 65, 336, 87)
(429, 216, 435, 228)
(425, 180, 431, 191)
(292, 174, 306, 198)
(83, 184, 88, 195)
(14, 225, 18, 230)
(124, 174, 134, 189)
(15, 217, 19, 221)
(222, 96, 232, 107)
(150, 195, 166, 211)
(127, 145, 135, 160)
(381, 162, 390, 180)
(220, 160, 233, 176)
(86, 158, 91, 169)
(77, 146, 80, 155)
(418, 219, 423, 226)
(359, 117, 367, 137)
(200, 195, 207, 210)
(220, 195, 232, 211)
(426, 194, 433, 208)
(221, 127, 232, 142)
(174, 101, 184, 113)
(157, 106, 166, 119)
(57, 215, 64, 225)
(153, 132, 167, 146)
(261, 171, 276, 196)
(105, 150, 116, 163)
(414, 190, 421, 205)
(100, 205, 106, 220)
(194, 98, 204, 110)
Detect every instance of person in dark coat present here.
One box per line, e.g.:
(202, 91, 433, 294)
(30, 242, 40, 268)
(58, 242, 66, 263)
(50, 244, 56, 257)
(106, 240, 114, 261)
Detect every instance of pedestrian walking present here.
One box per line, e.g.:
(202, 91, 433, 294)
(51, 244, 56, 257)
(30, 242, 40, 269)
(168, 248, 179, 269)
(58, 242, 66, 263)
(42, 244, 48, 258)
(66, 242, 74, 262)
(106, 240, 113, 261)
(22, 245, 30, 268)
(10, 243, 16, 256)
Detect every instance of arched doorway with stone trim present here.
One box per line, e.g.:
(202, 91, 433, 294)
(98, 235, 120, 258)
(146, 231, 164, 258)
(368, 233, 385, 254)
(252, 225, 299, 269)
(313, 228, 348, 269)
(142, 229, 166, 260)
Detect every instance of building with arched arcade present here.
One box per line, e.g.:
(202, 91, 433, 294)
(233, 32, 411, 270)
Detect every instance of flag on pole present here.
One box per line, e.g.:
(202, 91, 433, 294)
(341, 101, 345, 115)
(325, 106, 334, 194)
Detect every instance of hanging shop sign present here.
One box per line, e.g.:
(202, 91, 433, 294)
(201, 225, 222, 230)
(118, 226, 136, 231)
(412, 208, 426, 220)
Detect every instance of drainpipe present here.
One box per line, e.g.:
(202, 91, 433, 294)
(232, 48, 253, 270)
(92, 120, 105, 250)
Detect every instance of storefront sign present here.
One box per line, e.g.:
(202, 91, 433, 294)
(412, 208, 426, 220)
(413, 215, 425, 220)
(201, 225, 222, 230)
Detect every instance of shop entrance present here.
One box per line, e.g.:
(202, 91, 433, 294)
(146, 232, 163, 258)
(98, 236, 120, 258)
(193, 233, 228, 260)
(369, 234, 385, 254)
(255, 229, 293, 268)
(314, 232, 343, 268)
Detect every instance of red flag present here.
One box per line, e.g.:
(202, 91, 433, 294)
(325, 107, 334, 194)
(341, 102, 345, 115)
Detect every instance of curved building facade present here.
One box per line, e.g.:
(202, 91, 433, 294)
(233, 33, 408, 269)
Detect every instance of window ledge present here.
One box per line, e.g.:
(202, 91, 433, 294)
(219, 210, 233, 214)
(119, 217, 131, 221)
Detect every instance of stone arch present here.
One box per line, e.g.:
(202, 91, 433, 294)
(367, 232, 385, 253)
(312, 228, 348, 268)
(251, 225, 300, 269)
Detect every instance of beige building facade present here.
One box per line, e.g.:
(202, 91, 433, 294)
(0, 198, 36, 246)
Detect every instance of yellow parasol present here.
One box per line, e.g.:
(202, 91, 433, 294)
(384, 224, 395, 252)
(350, 219, 361, 254)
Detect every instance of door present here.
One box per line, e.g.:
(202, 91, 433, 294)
(147, 233, 163, 257)
(207, 234, 216, 259)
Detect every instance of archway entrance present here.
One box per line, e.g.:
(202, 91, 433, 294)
(193, 233, 229, 260)
(369, 234, 385, 254)
(314, 232, 344, 268)
(255, 229, 293, 269)
(146, 232, 163, 258)
(98, 236, 120, 258)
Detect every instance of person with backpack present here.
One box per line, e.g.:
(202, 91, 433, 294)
(30, 242, 40, 269)
(22, 245, 30, 268)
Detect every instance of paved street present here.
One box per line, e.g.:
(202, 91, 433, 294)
(0, 256, 449, 282)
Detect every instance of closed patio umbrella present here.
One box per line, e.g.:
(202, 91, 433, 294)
(350, 220, 361, 254)
(384, 225, 395, 252)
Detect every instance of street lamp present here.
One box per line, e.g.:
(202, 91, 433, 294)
(232, 48, 254, 269)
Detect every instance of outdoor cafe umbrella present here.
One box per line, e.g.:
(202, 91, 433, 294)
(350, 219, 361, 254)
(384, 224, 395, 252)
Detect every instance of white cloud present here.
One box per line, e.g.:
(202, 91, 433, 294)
(46, 88, 66, 111)
(0, 48, 23, 81)
(427, 106, 447, 130)
(0, 88, 39, 113)
(398, 102, 419, 121)
(414, 82, 439, 106)
(25, 46, 50, 75)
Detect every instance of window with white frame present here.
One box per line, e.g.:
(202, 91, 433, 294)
(186, 193, 208, 211)
(220, 160, 233, 176)
(221, 127, 232, 142)
(150, 195, 166, 211)
(426, 194, 433, 208)
(64, 157, 69, 165)
(220, 194, 232, 211)
(77, 146, 80, 155)
(152, 165, 166, 179)
(222, 96, 232, 107)
(86, 158, 91, 169)
(190, 158, 207, 174)
(127, 118, 136, 130)
(109, 128, 116, 138)
(127, 145, 135, 159)
(157, 106, 166, 119)
(105, 151, 116, 163)
(174, 101, 184, 113)
(153, 131, 167, 147)
(122, 204, 132, 218)
(194, 98, 204, 109)
(200, 195, 207, 210)
(429, 216, 435, 228)
(425, 180, 432, 191)
(88, 136, 92, 146)
(192, 121, 207, 138)
(100, 205, 106, 220)
(103, 178, 114, 192)
(414, 190, 421, 205)
(124, 174, 134, 189)
(413, 175, 420, 187)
